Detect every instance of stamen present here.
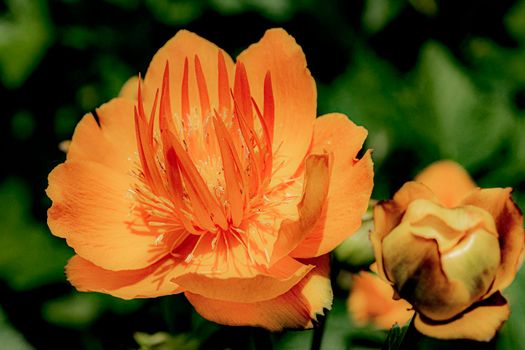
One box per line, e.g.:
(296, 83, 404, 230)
(217, 51, 231, 114)
(194, 55, 211, 117)
(181, 57, 190, 129)
(233, 61, 253, 125)
(213, 113, 246, 226)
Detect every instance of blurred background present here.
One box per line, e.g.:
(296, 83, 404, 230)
(1, 0, 525, 349)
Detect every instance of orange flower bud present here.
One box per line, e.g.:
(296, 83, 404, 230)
(371, 161, 524, 341)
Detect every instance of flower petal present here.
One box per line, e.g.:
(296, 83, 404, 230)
(271, 153, 331, 262)
(185, 255, 332, 330)
(371, 182, 438, 281)
(173, 256, 313, 303)
(415, 160, 476, 207)
(47, 160, 168, 270)
(66, 255, 181, 299)
(143, 30, 235, 117)
(414, 292, 509, 342)
(349, 271, 414, 329)
(118, 76, 141, 100)
(66, 98, 137, 174)
(291, 113, 373, 258)
(382, 228, 476, 321)
(461, 188, 525, 293)
(237, 28, 316, 184)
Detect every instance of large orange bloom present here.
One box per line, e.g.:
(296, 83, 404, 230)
(46, 29, 373, 330)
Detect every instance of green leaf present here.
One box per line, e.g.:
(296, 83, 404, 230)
(134, 332, 199, 350)
(335, 203, 375, 269)
(145, 0, 205, 25)
(0, 307, 34, 350)
(0, 0, 54, 88)
(0, 179, 71, 290)
(496, 267, 525, 350)
(362, 0, 406, 34)
(382, 323, 409, 350)
(417, 42, 513, 168)
(505, 0, 525, 43)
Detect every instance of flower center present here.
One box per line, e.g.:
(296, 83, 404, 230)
(127, 53, 301, 266)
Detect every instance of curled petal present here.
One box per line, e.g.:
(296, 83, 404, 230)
(461, 188, 525, 293)
(272, 153, 332, 262)
(185, 255, 332, 330)
(371, 182, 438, 281)
(414, 292, 510, 342)
(382, 232, 475, 321)
(292, 113, 373, 258)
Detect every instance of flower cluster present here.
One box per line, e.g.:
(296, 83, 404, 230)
(46, 28, 524, 343)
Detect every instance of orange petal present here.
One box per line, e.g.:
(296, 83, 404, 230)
(118, 76, 141, 100)
(348, 271, 414, 329)
(237, 28, 316, 185)
(66, 98, 137, 174)
(461, 188, 525, 293)
(415, 160, 477, 207)
(185, 255, 332, 330)
(143, 30, 235, 118)
(414, 292, 509, 342)
(66, 255, 181, 299)
(173, 256, 313, 303)
(46, 160, 168, 270)
(291, 113, 373, 258)
(272, 153, 331, 263)
(371, 182, 438, 281)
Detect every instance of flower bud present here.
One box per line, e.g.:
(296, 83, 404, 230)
(371, 161, 524, 341)
(382, 199, 500, 321)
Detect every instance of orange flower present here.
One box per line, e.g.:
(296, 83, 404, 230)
(348, 266, 414, 329)
(371, 160, 524, 341)
(46, 29, 374, 330)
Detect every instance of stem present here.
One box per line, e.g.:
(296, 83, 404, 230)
(251, 327, 273, 350)
(397, 316, 419, 349)
(310, 312, 328, 350)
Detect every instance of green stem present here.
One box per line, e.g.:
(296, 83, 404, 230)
(310, 312, 328, 350)
(251, 327, 273, 350)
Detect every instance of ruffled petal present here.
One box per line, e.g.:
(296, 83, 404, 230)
(185, 255, 332, 330)
(371, 182, 438, 281)
(461, 188, 525, 293)
(291, 113, 373, 258)
(173, 256, 313, 303)
(237, 28, 316, 184)
(415, 160, 477, 207)
(66, 255, 181, 299)
(66, 98, 137, 174)
(47, 160, 168, 270)
(272, 153, 331, 262)
(143, 30, 235, 117)
(414, 292, 509, 342)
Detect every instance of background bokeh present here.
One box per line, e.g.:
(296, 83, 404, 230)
(1, 0, 525, 349)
